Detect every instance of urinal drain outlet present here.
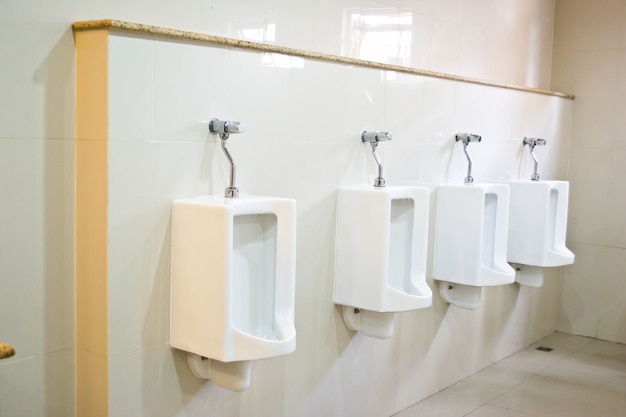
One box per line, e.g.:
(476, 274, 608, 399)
(535, 346, 554, 352)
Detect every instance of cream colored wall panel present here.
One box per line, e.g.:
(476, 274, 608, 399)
(75, 28, 110, 417)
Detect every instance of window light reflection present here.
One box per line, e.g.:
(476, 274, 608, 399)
(344, 9, 413, 66)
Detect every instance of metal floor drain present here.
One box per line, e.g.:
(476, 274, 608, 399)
(536, 346, 554, 352)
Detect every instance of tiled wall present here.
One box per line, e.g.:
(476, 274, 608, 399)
(0, 7, 76, 417)
(552, 0, 626, 344)
(0, 0, 567, 416)
(95, 31, 571, 417)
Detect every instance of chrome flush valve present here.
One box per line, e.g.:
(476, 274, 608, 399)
(523, 137, 546, 181)
(209, 119, 247, 136)
(455, 132, 482, 145)
(209, 118, 247, 198)
(455, 132, 482, 183)
(362, 131, 392, 187)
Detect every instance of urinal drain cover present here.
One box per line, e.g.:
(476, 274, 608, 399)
(535, 346, 554, 352)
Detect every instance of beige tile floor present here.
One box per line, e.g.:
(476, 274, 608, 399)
(394, 332, 626, 417)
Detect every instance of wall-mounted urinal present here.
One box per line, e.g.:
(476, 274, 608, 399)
(334, 131, 432, 339)
(170, 119, 296, 391)
(507, 137, 574, 288)
(433, 133, 515, 309)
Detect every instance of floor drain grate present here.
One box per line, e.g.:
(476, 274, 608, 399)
(536, 346, 554, 352)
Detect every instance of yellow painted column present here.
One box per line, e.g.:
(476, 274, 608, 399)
(75, 29, 109, 417)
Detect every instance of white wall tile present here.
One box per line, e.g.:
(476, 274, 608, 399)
(595, 245, 626, 344)
(407, 12, 434, 70)
(572, 50, 620, 101)
(419, 77, 457, 150)
(0, 349, 74, 417)
(109, 35, 155, 141)
(33, 27, 76, 140)
(237, 357, 287, 417)
(567, 146, 612, 245)
(459, 26, 487, 81)
(154, 42, 229, 143)
(0, 25, 36, 139)
(461, 0, 489, 24)
(269, 0, 319, 52)
(286, 59, 346, 143)
(552, 0, 626, 341)
(338, 65, 387, 137)
(0, 140, 37, 359)
(107, 141, 165, 355)
(283, 301, 349, 417)
(395, 307, 439, 408)
(211, 0, 266, 41)
(431, 305, 483, 387)
(333, 332, 405, 417)
(385, 73, 425, 139)
(431, 18, 461, 75)
(33, 139, 75, 353)
(528, 268, 564, 341)
(227, 49, 292, 141)
(602, 176, 626, 247)
(313, 0, 349, 57)
(198, 2, 232, 38)
(125, 0, 205, 33)
(558, 243, 602, 338)
(570, 0, 624, 52)
(570, 70, 619, 151)
(0, 358, 42, 416)
(434, 0, 463, 22)
(108, 345, 224, 417)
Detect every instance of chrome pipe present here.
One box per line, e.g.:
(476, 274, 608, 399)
(455, 132, 482, 184)
(362, 131, 392, 187)
(209, 118, 246, 198)
(523, 137, 546, 181)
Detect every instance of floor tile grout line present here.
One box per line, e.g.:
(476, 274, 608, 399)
(394, 334, 626, 417)
(459, 339, 591, 416)
(462, 402, 541, 417)
(464, 368, 542, 416)
(532, 336, 597, 376)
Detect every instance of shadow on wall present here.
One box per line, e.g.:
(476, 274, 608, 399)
(33, 26, 75, 416)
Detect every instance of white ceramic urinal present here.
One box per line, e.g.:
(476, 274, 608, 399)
(434, 184, 515, 308)
(433, 133, 515, 309)
(333, 131, 432, 339)
(170, 195, 296, 391)
(507, 138, 575, 287)
(170, 119, 296, 391)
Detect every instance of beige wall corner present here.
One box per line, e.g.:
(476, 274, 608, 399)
(75, 28, 109, 417)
